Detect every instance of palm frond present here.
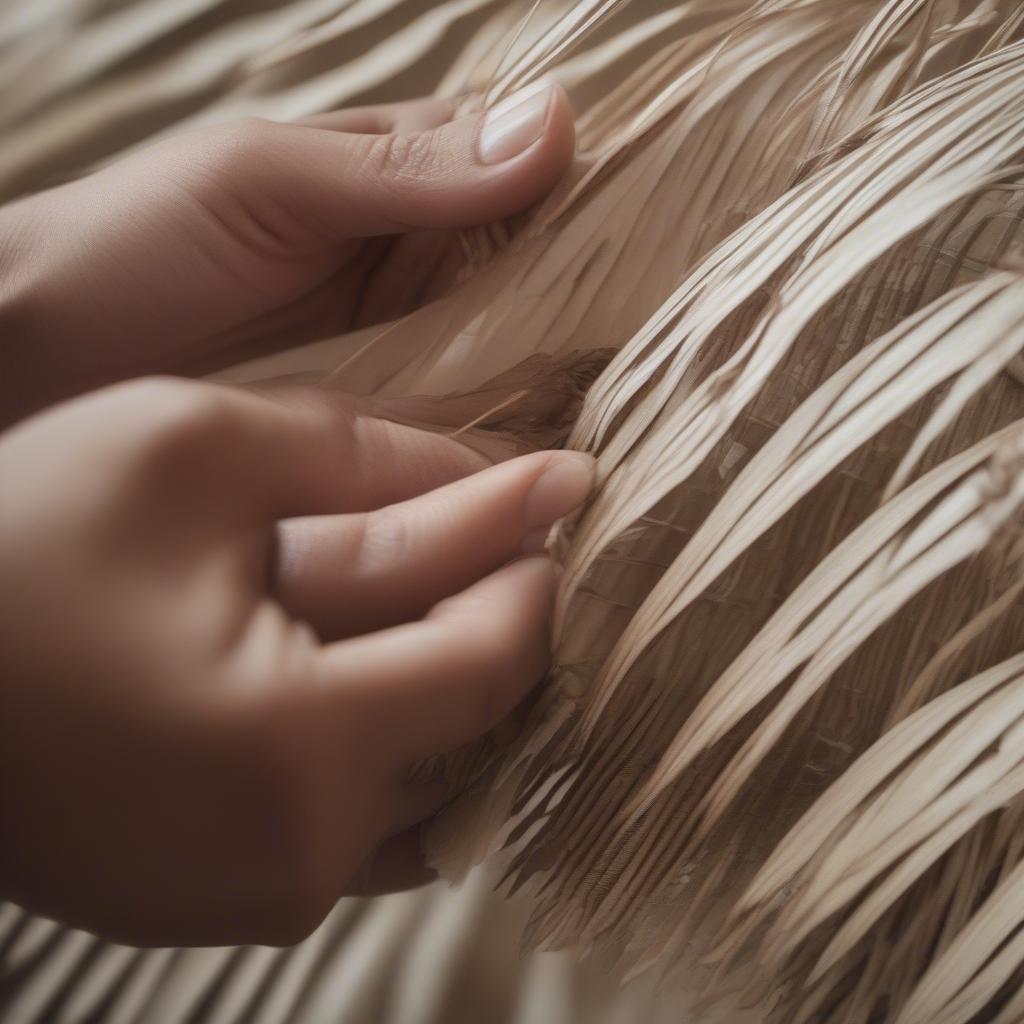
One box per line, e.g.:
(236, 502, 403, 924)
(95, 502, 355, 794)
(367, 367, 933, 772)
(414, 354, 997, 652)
(5, 2, 1024, 1021)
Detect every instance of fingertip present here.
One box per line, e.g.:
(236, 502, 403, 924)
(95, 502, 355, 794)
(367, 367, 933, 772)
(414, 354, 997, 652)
(538, 82, 578, 180)
(331, 82, 576, 234)
(508, 551, 561, 596)
(524, 451, 595, 532)
(319, 551, 558, 764)
(474, 81, 576, 207)
(425, 554, 557, 644)
(517, 555, 560, 647)
(469, 553, 560, 659)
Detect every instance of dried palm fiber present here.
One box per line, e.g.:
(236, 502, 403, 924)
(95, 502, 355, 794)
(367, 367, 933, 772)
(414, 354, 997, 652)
(221, 3, 1024, 1020)
(5, 1, 1024, 1023)
(0, 866, 680, 1024)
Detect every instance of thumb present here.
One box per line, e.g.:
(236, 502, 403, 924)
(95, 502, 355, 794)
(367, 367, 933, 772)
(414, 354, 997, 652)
(229, 82, 575, 237)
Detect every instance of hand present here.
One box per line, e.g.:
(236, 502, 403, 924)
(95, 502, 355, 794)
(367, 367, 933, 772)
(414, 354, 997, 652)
(0, 83, 574, 424)
(0, 377, 594, 946)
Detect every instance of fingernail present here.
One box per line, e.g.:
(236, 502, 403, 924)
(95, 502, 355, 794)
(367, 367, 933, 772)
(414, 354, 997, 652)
(478, 81, 554, 165)
(522, 452, 595, 552)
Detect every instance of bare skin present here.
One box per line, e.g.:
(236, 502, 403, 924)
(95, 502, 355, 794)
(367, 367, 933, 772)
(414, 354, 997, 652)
(0, 85, 575, 422)
(0, 86, 589, 947)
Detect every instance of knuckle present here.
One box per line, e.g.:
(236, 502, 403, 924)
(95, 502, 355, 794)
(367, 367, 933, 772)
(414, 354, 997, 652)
(0, 379, 215, 538)
(82, 378, 246, 527)
(120, 381, 239, 481)
(198, 117, 277, 177)
(354, 506, 408, 572)
(369, 129, 441, 187)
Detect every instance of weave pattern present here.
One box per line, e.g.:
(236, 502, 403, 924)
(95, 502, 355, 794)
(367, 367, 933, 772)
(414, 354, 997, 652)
(4, 2, 1024, 1021)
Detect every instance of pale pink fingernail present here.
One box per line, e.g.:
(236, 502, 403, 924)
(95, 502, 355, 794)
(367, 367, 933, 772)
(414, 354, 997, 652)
(477, 82, 555, 165)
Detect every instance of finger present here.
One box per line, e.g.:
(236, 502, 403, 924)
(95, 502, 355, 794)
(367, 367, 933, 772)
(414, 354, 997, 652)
(294, 97, 457, 135)
(198, 81, 574, 238)
(275, 450, 594, 638)
(119, 380, 491, 521)
(345, 826, 435, 897)
(319, 556, 556, 764)
(241, 385, 494, 514)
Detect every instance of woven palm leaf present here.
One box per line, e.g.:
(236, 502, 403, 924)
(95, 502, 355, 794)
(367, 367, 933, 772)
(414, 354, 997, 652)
(0, 865, 679, 1023)
(4, 2, 1024, 1023)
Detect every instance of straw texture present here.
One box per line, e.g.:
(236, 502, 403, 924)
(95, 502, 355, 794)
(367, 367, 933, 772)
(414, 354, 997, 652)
(4, 1, 1024, 1021)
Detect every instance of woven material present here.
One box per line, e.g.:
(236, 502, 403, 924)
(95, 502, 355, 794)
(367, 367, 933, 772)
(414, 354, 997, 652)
(4, 2, 1024, 1021)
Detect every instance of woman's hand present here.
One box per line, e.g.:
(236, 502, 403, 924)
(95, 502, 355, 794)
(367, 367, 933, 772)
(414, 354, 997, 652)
(0, 83, 574, 423)
(0, 377, 594, 946)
